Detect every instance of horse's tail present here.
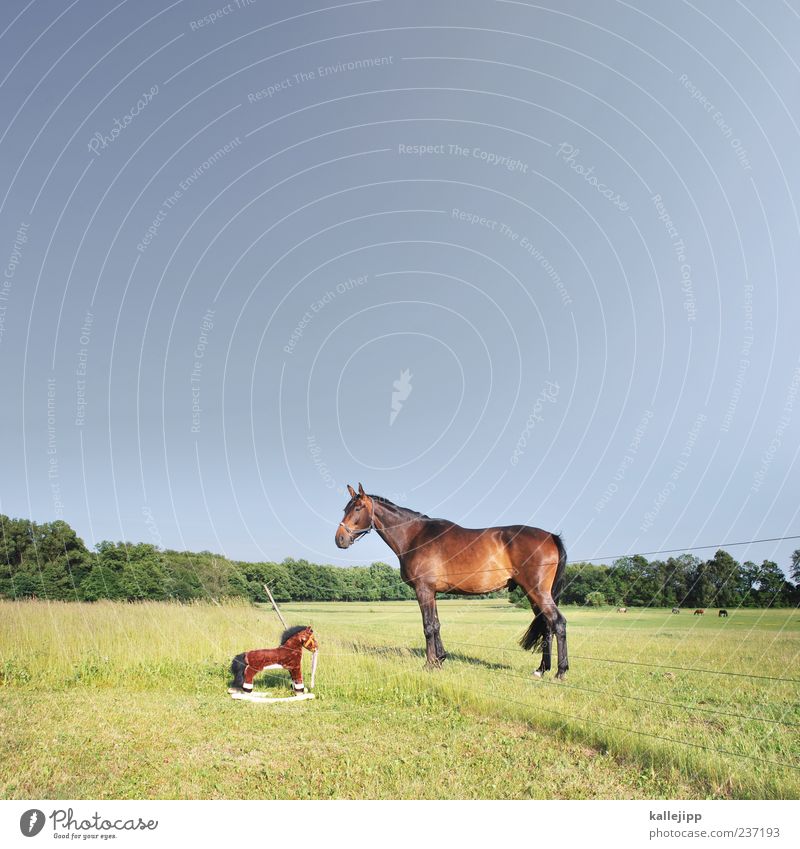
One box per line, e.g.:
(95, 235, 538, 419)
(519, 533, 567, 653)
(230, 652, 246, 689)
(520, 613, 548, 652)
(551, 533, 567, 604)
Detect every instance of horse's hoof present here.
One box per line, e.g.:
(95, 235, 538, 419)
(555, 671, 567, 681)
(532, 670, 543, 679)
(424, 660, 442, 670)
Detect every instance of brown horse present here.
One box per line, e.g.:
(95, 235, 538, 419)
(335, 484, 568, 678)
(693, 609, 705, 616)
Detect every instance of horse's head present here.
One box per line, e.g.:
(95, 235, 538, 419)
(335, 483, 374, 549)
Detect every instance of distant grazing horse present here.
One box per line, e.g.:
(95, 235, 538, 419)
(671, 608, 680, 614)
(617, 607, 627, 613)
(718, 609, 728, 618)
(693, 609, 705, 616)
(230, 626, 318, 696)
(335, 484, 569, 678)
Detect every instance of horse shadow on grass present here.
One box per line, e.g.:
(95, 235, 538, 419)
(350, 642, 511, 671)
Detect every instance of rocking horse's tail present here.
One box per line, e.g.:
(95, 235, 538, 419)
(230, 652, 246, 689)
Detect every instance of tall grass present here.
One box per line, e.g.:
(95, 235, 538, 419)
(0, 599, 797, 799)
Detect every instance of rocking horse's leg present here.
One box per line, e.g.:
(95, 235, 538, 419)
(241, 662, 258, 693)
(288, 662, 305, 695)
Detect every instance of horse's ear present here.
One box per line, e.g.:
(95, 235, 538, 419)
(358, 482, 365, 496)
(347, 484, 356, 498)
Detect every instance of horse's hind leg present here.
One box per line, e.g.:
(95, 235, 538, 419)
(552, 608, 568, 679)
(415, 585, 441, 667)
(534, 622, 551, 678)
(544, 601, 568, 679)
(431, 597, 446, 662)
(531, 593, 568, 680)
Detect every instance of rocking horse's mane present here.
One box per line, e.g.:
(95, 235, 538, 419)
(280, 625, 311, 644)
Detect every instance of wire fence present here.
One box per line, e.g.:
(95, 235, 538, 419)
(445, 639, 800, 684)
(572, 533, 800, 563)
(324, 638, 800, 773)
(263, 642, 800, 774)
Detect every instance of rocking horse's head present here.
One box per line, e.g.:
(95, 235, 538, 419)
(335, 483, 374, 549)
(280, 625, 318, 652)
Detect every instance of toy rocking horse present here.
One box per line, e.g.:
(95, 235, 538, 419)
(229, 625, 319, 703)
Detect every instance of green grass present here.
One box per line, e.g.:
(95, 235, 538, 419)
(0, 599, 797, 799)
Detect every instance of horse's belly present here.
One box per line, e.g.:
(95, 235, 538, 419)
(439, 577, 509, 594)
(435, 560, 511, 594)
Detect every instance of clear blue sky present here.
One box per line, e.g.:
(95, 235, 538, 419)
(0, 0, 798, 575)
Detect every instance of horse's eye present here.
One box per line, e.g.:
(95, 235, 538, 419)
(354, 506, 361, 512)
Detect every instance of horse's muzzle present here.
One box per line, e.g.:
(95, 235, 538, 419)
(335, 526, 351, 549)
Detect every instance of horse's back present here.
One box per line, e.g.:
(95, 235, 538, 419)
(499, 525, 561, 563)
(402, 519, 560, 594)
(419, 521, 556, 562)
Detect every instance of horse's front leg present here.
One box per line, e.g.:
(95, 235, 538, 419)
(415, 585, 440, 667)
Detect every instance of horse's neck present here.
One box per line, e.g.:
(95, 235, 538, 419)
(372, 500, 424, 557)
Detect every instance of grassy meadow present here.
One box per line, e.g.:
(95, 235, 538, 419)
(0, 598, 798, 799)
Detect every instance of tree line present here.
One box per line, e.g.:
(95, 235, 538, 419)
(1, 514, 798, 607)
(513, 551, 799, 609)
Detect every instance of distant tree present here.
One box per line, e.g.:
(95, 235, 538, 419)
(560, 563, 608, 604)
(586, 590, 606, 607)
(608, 555, 649, 605)
(508, 585, 529, 607)
(751, 560, 789, 607)
(664, 554, 699, 608)
(239, 561, 295, 602)
(706, 550, 744, 607)
(117, 544, 167, 600)
(80, 562, 123, 601)
(740, 561, 761, 606)
(0, 515, 90, 600)
(790, 549, 800, 586)
(369, 562, 413, 600)
(685, 556, 714, 607)
(344, 567, 380, 601)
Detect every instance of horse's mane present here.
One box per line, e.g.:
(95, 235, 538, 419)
(357, 493, 429, 519)
(280, 625, 310, 644)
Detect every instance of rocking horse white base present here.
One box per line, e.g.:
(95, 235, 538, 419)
(228, 688, 315, 703)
